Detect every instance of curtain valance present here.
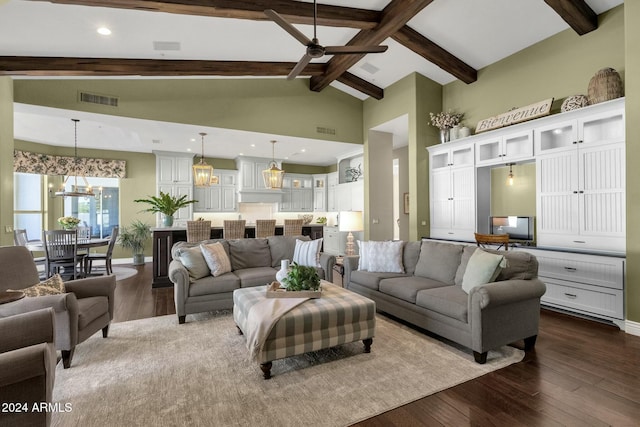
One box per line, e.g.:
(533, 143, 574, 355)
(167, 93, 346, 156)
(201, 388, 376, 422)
(13, 150, 126, 179)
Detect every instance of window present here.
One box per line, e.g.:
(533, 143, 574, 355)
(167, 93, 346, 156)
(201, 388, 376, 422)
(14, 173, 45, 242)
(62, 177, 120, 238)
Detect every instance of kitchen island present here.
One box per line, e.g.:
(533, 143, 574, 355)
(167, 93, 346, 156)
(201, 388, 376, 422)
(152, 224, 324, 287)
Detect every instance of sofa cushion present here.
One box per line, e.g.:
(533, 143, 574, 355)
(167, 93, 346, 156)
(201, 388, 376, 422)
(403, 241, 422, 276)
(176, 246, 210, 281)
(228, 239, 272, 270)
(415, 286, 468, 323)
(267, 235, 310, 268)
(189, 272, 240, 297)
(454, 246, 477, 286)
(495, 250, 538, 281)
(358, 241, 404, 273)
(379, 276, 450, 304)
(293, 238, 323, 268)
(200, 242, 232, 277)
(414, 241, 464, 285)
(350, 270, 408, 291)
(235, 267, 277, 288)
(77, 296, 109, 330)
(461, 249, 506, 293)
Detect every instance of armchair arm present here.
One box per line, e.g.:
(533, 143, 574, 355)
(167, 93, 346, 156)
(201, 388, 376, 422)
(342, 255, 360, 287)
(65, 275, 117, 319)
(0, 308, 55, 354)
(470, 279, 547, 310)
(0, 342, 55, 387)
(319, 252, 336, 282)
(169, 259, 190, 317)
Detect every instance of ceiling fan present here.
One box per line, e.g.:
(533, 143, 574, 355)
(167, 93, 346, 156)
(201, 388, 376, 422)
(264, 1, 388, 80)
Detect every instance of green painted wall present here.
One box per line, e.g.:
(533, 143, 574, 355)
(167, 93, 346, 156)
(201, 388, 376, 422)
(624, 3, 640, 323)
(490, 163, 536, 217)
(13, 79, 364, 145)
(0, 77, 13, 246)
(281, 163, 332, 174)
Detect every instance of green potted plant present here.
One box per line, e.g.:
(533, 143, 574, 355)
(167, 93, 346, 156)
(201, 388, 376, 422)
(134, 191, 197, 227)
(117, 220, 151, 265)
(281, 262, 321, 292)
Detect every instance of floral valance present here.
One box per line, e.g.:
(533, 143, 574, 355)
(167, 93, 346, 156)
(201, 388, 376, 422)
(13, 150, 126, 179)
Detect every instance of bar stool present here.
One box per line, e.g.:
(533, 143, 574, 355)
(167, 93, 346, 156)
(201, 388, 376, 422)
(187, 220, 212, 243)
(223, 220, 246, 239)
(283, 219, 303, 236)
(255, 219, 276, 238)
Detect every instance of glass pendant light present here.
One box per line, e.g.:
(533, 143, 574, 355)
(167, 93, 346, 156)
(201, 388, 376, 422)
(506, 163, 515, 186)
(262, 140, 285, 189)
(55, 119, 94, 197)
(193, 132, 214, 187)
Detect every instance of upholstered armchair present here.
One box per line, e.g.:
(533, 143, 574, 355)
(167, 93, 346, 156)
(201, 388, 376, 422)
(0, 246, 116, 368)
(0, 308, 57, 427)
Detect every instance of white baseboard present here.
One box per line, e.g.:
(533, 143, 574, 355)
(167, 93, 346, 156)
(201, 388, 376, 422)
(625, 320, 640, 337)
(111, 257, 152, 265)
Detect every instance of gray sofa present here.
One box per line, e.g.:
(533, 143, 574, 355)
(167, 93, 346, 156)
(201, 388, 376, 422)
(343, 240, 546, 363)
(169, 235, 335, 324)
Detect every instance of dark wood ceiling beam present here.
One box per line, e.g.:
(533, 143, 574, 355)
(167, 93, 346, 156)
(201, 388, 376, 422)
(310, 0, 434, 93)
(0, 56, 327, 77)
(544, 0, 597, 35)
(392, 26, 477, 84)
(337, 73, 384, 100)
(30, 0, 382, 29)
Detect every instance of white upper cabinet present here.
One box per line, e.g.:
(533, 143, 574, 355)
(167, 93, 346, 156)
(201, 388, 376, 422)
(193, 170, 238, 213)
(430, 142, 474, 171)
(475, 129, 533, 166)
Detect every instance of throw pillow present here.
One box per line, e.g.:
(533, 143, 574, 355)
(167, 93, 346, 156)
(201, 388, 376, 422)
(200, 242, 232, 277)
(461, 249, 507, 294)
(357, 240, 370, 270)
(16, 274, 66, 297)
(176, 246, 210, 282)
(358, 241, 404, 273)
(292, 238, 323, 268)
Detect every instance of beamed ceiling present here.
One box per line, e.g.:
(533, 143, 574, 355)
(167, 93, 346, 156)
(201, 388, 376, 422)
(0, 0, 607, 100)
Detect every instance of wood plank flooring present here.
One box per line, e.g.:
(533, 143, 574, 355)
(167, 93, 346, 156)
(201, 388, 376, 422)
(113, 263, 640, 426)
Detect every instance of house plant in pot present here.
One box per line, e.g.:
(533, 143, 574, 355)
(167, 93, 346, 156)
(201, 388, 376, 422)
(118, 220, 151, 265)
(134, 191, 197, 227)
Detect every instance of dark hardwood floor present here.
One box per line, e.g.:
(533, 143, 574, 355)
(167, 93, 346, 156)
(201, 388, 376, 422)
(114, 263, 640, 426)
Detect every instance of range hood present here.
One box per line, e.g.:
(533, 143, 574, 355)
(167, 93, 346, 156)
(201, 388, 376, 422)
(237, 190, 284, 203)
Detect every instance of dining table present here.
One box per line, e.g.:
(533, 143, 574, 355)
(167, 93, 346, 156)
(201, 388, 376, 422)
(26, 237, 111, 252)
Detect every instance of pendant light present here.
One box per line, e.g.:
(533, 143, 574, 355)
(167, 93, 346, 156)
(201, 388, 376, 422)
(193, 132, 214, 187)
(262, 140, 285, 189)
(55, 119, 94, 197)
(506, 163, 515, 186)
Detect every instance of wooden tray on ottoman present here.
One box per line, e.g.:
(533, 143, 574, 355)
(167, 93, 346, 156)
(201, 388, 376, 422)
(265, 281, 322, 299)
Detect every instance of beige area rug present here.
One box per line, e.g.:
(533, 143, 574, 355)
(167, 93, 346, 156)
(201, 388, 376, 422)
(52, 312, 524, 427)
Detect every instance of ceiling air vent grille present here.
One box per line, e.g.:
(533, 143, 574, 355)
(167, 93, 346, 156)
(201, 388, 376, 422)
(79, 92, 119, 107)
(316, 126, 336, 135)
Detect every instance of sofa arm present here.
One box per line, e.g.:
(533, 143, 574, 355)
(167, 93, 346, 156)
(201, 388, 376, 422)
(319, 252, 336, 282)
(0, 308, 55, 354)
(470, 279, 547, 310)
(169, 259, 190, 316)
(65, 275, 117, 319)
(0, 342, 55, 388)
(342, 255, 360, 287)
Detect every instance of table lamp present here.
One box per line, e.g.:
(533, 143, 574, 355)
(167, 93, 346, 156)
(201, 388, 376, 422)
(339, 211, 364, 256)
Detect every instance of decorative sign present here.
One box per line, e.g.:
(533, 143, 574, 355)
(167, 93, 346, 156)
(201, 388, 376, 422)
(476, 98, 554, 133)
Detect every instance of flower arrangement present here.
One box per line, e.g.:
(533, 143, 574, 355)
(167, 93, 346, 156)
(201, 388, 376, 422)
(429, 111, 464, 130)
(58, 216, 81, 230)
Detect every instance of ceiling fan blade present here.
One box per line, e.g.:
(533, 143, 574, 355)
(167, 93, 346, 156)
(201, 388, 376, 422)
(287, 54, 313, 80)
(264, 9, 312, 47)
(324, 45, 389, 55)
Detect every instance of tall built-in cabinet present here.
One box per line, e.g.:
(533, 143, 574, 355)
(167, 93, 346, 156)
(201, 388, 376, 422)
(280, 174, 313, 212)
(313, 174, 327, 212)
(193, 170, 238, 212)
(154, 151, 194, 227)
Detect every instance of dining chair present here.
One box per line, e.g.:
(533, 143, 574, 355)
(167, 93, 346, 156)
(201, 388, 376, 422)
(84, 226, 119, 276)
(255, 219, 276, 238)
(223, 220, 246, 239)
(13, 229, 46, 270)
(474, 232, 510, 251)
(186, 220, 212, 243)
(43, 229, 85, 280)
(283, 219, 304, 236)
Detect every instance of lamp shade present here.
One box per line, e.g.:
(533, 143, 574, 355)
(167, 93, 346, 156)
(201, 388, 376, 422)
(339, 211, 364, 232)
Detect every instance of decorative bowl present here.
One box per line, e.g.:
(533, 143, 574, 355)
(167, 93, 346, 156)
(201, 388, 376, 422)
(298, 214, 313, 224)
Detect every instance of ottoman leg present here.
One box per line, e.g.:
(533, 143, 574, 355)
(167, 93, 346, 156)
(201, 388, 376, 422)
(260, 362, 272, 380)
(363, 338, 373, 353)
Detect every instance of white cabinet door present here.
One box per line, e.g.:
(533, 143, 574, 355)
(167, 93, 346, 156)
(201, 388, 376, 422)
(174, 157, 193, 184)
(430, 169, 452, 231)
(450, 167, 475, 233)
(335, 183, 352, 212)
(157, 157, 175, 184)
(221, 187, 236, 212)
(475, 130, 533, 166)
(350, 180, 364, 212)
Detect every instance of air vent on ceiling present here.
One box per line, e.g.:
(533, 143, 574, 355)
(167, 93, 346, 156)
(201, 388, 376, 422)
(360, 62, 380, 75)
(79, 91, 119, 107)
(153, 41, 181, 51)
(316, 126, 336, 135)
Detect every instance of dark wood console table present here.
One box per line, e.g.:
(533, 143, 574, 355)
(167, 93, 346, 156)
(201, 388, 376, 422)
(152, 225, 323, 287)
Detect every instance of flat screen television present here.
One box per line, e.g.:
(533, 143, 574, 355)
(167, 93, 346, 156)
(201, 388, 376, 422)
(489, 216, 535, 242)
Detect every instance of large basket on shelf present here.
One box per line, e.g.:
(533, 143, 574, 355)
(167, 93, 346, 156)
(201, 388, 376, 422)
(587, 67, 623, 105)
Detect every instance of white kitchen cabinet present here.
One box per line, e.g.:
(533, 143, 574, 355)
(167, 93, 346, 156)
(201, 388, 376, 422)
(327, 172, 338, 212)
(334, 180, 364, 212)
(279, 174, 313, 212)
(313, 174, 327, 212)
(193, 170, 238, 213)
(322, 225, 363, 256)
(536, 105, 625, 252)
(236, 157, 275, 191)
(475, 129, 533, 166)
(155, 152, 195, 227)
(428, 142, 475, 241)
(518, 248, 625, 328)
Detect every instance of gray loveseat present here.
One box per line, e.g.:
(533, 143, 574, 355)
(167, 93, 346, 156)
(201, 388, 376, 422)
(169, 235, 335, 324)
(343, 240, 546, 363)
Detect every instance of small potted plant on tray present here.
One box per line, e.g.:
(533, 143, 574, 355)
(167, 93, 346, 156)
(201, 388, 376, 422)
(268, 262, 322, 298)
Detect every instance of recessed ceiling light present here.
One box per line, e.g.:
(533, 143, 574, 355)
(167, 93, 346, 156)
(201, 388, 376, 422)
(250, 144, 255, 148)
(301, 148, 306, 152)
(190, 138, 196, 142)
(187, 148, 192, 152)
(97, 27, 112, 36)
(239, 153, 244, 156)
